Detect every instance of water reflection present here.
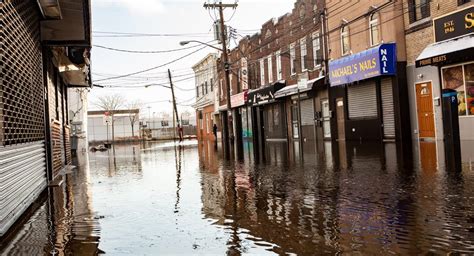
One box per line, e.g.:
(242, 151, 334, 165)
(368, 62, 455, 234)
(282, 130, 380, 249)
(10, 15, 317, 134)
(200, 139, 474, 255)
(2, 139, 473, 255)
(0, 155, 100, 255)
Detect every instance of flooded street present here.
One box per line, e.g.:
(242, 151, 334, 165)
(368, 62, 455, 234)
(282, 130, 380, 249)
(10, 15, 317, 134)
(1, 140, 474, 255)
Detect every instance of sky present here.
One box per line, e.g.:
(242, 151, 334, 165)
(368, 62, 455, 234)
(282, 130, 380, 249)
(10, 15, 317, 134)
(90, 0, 296, 118)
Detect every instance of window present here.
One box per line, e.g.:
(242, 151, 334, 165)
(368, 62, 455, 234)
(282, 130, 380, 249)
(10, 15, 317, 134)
(290, 42, 296, 75)
(458, 0, 471, 5)
(442, 63, 474, 116)
(205, 81, 208, 94)
(196, 86, 199, 98)
(260, 58, 265, 85)
(341, 25, 350, 55)
(312, 32, 321, 68)
(210, 78, 213, 92)
(267, 55, 273, 83)
(408, 0, 430, 23)
(276, 50, 282, 80)
(369, 12, 380, 46)
(201, 84, 205, 95)
(300, 37, 307, 71)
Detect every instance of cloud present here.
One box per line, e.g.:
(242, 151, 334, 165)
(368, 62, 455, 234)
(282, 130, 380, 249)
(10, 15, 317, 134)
(94, 0, 165, 15)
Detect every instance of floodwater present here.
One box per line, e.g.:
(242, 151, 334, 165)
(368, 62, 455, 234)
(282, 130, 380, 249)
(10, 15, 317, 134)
(1, 139, 474, 255)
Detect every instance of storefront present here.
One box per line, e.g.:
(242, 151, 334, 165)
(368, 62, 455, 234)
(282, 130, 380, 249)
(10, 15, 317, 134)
(415, 6, 474, 140)
(275, 76, 326, 142)
(231, 91, 249, 153)
(329, 43, 410, 141)
(245, 81, 286, 161)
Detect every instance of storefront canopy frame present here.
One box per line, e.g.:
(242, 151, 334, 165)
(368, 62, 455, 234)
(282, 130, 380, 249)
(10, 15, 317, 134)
(416, 34, 474, 68)
(246, 80, 286, 106)
(275, 76, 325, 98)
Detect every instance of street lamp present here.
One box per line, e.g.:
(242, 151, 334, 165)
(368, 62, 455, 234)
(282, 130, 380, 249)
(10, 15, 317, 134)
(179, 40, 223, 52)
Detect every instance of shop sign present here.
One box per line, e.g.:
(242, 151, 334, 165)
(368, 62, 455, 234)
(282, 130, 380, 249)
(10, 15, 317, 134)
(434, 6, 474, 42)
(231, 91, 248, 108)
(241, 58, 249, 90)
(247, 82, 285, 106)
(329, 43, 396, 87)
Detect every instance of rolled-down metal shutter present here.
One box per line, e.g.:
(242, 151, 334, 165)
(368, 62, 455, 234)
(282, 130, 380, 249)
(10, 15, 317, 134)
(348, 81, 377, 119)
(381, 78, 396, 138)
(300, 99, 314, 125)
(0, 142, 47, 236)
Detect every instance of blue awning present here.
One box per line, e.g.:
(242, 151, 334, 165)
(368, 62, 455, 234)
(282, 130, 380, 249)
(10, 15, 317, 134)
(329, 43, 397, 86)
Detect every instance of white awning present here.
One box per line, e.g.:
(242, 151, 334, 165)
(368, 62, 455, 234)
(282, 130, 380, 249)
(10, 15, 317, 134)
(275, 76, 325, 98)
(416, 34, 474, 67)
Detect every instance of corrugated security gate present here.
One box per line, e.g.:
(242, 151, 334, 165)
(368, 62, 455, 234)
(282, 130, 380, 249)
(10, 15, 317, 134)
(381, 78, 396, 139)
(300, 99, 314, 126)
(348, 81, 378, 119)
(0, 0, 48, 236)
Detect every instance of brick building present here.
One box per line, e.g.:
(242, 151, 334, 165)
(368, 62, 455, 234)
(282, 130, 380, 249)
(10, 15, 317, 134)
(217, 0, 328, 158)
(403, 0, 473, 141)
(326, 0, 411, 142)
(0, 0, 92, 237)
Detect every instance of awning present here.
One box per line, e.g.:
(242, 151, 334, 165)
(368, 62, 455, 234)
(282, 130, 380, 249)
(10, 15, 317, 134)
(416, 34, 474, 67)
(275, 76, 325, 98)
(246, 80, 286, 106)
(40, 0, 92, 46)
(329, 43, 397, 86)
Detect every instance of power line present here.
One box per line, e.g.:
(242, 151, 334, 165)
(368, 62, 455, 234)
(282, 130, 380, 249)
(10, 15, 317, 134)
(93, 42, 215, 54)
(93, 45, 209, 82)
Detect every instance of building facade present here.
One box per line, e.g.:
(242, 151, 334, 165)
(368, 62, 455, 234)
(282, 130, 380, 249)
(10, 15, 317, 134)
(326, 0, 411, 142)
(217, 0, 328, 159)
(193, 53, 220, 141)
(403, 0, 473, 141)
(0, 0, 91, 237)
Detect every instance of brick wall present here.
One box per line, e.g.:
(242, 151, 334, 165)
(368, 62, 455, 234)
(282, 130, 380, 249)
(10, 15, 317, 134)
(327, 0, 407, 61)
(217, 0, 326, 101)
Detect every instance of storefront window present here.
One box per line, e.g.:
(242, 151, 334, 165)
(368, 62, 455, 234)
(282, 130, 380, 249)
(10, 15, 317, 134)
(442, 63, 474, 116)
(465, 63, 474, 115)
(273, 105, 280, 128)
(267, 107, 274, 133)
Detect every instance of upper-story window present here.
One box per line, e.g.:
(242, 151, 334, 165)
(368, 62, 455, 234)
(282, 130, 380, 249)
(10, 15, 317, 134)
(369, 12, 380, 46)
(205, 81, 208, 94)
(290, 43, 296, 75)
(458, 0, 471, 5)
(312, 32, 321, 68)
(201, 83, 205, 95)
(276, 50, 282, 80)
(260, 58, 265, 86)
(210, 78, 213, 92)
(300, 37, 308, 71)
(267, 55, 273, 83)
(196, 86, 200, 98)
(341, 25, 350, 55)
(408, 0, 430, 23)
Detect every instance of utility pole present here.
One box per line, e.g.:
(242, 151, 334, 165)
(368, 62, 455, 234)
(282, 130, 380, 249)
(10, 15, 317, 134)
(204, 1, 237, 158)
(168, 69, 180, 141)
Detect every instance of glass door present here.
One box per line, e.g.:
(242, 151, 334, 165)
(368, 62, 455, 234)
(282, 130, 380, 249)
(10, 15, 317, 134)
(321, 99, 331, 139)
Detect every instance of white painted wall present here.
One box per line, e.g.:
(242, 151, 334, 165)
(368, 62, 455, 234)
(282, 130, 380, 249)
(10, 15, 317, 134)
(88, 114, 139, 142)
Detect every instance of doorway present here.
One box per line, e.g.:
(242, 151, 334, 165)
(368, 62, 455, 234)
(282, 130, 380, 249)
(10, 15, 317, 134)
(321, 99, 331, 139)
(336, 98, 345, 141)
(291, 104, 299, 139)
(415, 82, 435, 138)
